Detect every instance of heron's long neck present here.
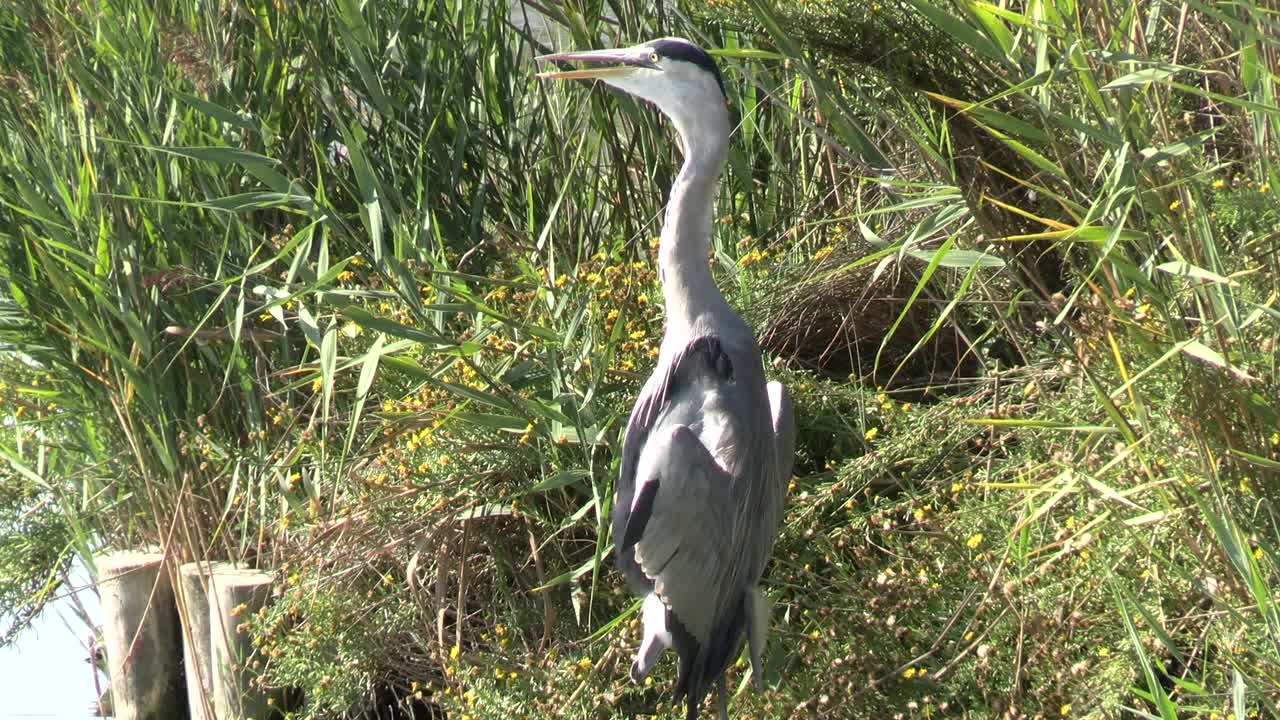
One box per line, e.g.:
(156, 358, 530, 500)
(659, 117, 730, 335)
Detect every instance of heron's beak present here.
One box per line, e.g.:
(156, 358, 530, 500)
(536, 47, 659, 81)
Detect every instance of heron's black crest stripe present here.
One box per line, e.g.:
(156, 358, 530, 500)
(622, 478, 659, 552)
(648, 39, 727, 99)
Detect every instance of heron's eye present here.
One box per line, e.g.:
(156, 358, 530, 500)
(649, 52, 660, 64)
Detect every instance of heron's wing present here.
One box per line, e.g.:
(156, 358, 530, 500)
(613, 335, 733, 591)
(626, 424, 733, 632)
(614, 334, 779, 709)
(625, 422, 743, 704)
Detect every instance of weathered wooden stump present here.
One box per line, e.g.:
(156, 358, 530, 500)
(210, 566, 278, 720)
(95, 551, 185, 720)
(179, 561, 232, 720)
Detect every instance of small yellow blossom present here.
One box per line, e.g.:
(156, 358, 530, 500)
(450, 644, 460, 660)
(1261, 182, 1271, 192)
(1169, 199, 1182, 210)
(902, 667, 916, 679)
(812, 245, 834, 261)
(1060, 704, 1071, 716)
(577, 657, 592, 669)
(1212, 178, 1226, 189)
(864, 427, 878, 441)
(967, 533, 984, 549)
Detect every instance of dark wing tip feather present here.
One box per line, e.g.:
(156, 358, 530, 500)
(669, 592, 749, 720)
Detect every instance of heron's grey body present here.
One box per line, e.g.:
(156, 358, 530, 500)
(538, 39, 795, 720)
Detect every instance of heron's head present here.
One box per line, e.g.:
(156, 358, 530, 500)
(537, 38, 728, 149)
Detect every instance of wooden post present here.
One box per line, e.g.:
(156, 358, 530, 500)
(210, 567, 278, 720)
(179, 561, 231, 720)
(95, 551, 185, 720)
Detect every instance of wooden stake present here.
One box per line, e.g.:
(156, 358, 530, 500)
(210, 566, 278, 720)
(95, 551, 185, 720)
(178, 561, 232, 720)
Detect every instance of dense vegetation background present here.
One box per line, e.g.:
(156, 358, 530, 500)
(1, 0, 1278, 718)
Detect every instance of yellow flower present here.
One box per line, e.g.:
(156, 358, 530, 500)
(1261, 182, 1272, 192)
(577, 657, 592, 669)
(450, 644, 460, 660)
(1212, 178, 1226, 189)
(1169, 199, 1182, 210)
(864, 427, 879, 441)
(902, 667, 916, 679)
(967, 533, 984, 549)
(1060, 704, 1071, 716)
(812, 245, 834, 261)
(950, 482, 963, 493)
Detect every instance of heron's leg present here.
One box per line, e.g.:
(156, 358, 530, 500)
(716, 675, 728, 720)
(631, 593, 671, 683)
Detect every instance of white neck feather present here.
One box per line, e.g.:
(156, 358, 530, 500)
(656, 99, 732, 337)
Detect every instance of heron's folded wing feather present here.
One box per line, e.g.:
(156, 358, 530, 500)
(632, 425, 737, 648)
(614, 336, 735, 591)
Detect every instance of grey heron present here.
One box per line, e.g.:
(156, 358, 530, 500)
(538, 38, 795, 720)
